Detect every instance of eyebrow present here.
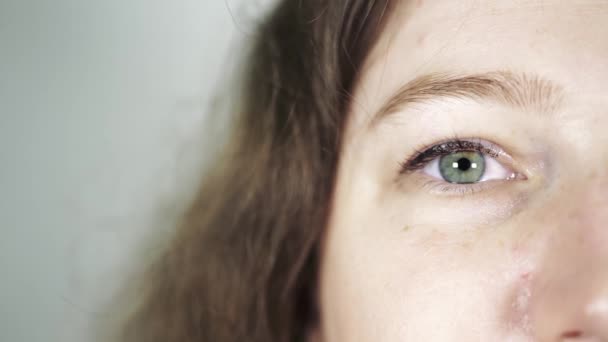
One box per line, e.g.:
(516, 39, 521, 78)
(370, 70, 564, 127)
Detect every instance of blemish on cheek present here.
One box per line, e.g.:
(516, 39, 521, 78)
(402, 225, 412, 232)
(416, 0, 424, 8)
(515, 273, 532, 310)
(506, 270, 534, 334)
(502, 244, 537, 336)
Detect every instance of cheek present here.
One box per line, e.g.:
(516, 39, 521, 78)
(318, 199, 542, 341)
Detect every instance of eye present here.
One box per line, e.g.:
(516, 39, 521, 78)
(401, 139, 519, 185)
(423, 150, 514, 184)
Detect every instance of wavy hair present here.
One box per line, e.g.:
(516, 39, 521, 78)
(121, 1, 394, 341)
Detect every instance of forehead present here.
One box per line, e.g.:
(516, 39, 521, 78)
(348, 0, 608, 133)
(372, 0, 608, 68)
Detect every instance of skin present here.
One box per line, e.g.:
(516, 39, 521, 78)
(317, 1, 608, 341)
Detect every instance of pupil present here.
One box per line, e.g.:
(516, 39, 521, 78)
(457, 158, 471, 171)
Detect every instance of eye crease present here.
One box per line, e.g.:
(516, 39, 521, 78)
(400, 139, 521, 188)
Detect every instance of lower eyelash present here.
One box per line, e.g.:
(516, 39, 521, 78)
(421, 179, 500, 196)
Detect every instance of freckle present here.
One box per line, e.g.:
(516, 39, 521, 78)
(402, 225, 412, 232)
(416, 0, 424, 8)
(578, 234, 585, 244)
(511, 245, 520, 254)
(460, 240, 473, 251)
(416, 34, 427, 46)
(589, 170, 598, 180)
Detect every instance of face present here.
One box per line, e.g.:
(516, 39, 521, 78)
(318, 1, 608, 341)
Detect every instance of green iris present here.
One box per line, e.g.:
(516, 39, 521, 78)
(439, 151, 486, 184)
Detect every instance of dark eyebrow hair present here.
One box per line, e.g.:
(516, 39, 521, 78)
(370, 70, 564, 127)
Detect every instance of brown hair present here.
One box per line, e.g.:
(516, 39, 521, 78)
(121, 1, 393, 341)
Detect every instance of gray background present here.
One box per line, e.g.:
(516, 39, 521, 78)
(0, 1, 274, 340)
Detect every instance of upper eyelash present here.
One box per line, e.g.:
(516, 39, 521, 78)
(399, 139, 501, 174)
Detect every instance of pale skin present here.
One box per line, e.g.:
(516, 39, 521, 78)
(316, 1, 608, 341)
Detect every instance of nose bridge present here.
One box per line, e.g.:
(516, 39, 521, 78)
(528, 178, 608, 340)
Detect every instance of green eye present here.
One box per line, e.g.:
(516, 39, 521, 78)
(439, 151, 486, 184)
